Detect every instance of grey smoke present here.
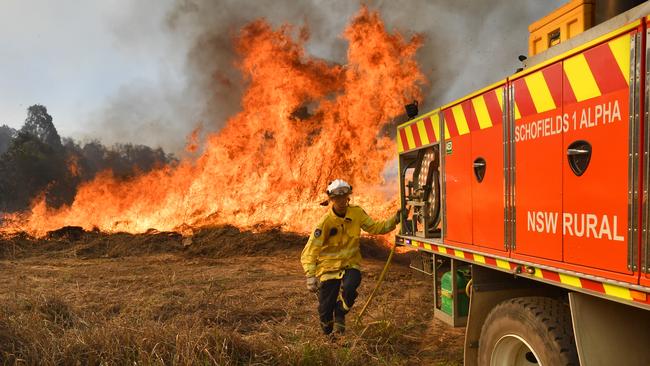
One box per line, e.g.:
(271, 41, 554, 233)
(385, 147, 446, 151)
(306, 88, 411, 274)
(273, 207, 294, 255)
(89, 0, 566, 152)
(373, 0, 566, 111)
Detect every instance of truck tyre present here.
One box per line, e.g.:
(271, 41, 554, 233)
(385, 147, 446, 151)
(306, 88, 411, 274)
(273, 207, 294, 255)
(478, 296, 578, 366)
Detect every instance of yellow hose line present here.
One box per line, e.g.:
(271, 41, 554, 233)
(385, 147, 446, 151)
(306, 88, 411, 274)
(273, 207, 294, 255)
(355, 241, 397, 326)
(465, 278, 473, 298)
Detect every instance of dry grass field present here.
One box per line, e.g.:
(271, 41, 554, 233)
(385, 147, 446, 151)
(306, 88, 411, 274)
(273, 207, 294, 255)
(0, 226, 463, 365)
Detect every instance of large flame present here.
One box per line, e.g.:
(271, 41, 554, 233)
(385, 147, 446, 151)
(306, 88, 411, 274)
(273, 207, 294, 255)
(2, 7, 424, 237)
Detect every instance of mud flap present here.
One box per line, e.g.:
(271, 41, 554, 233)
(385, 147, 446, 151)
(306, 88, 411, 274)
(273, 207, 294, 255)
(569, 292, 650, 365)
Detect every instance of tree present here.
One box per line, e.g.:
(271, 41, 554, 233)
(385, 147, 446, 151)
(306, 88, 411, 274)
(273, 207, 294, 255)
(0, 125, 16, 155)
(20, 105, 61, 148)
(0, 131, 65, 210)
(0, 104, 176, 212)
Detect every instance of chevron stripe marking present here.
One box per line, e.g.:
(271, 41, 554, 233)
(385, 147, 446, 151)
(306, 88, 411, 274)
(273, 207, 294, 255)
(431, 113, 442, 141)
(581, 278, 606, 293)
(541, 63, 563, 108)
(513, 78, 537, 117)
(564, 53, 601, 101)
(415, 119, 429, 146)
(559, 273, 582, 287)
(410, 122, 423, 147)
(603, 283, 633, 300)
(422, 117, 436, 143)
(443, 109, 459, 137)
(514, 103, 522, 120)
(398, 128, 410, 151)
(401, 240, 650, 307)
(472, 95, 492, 129)
(525, 71, 556, 113)
(584, 40, 629, 94)
(451, 105, 470, 135)
(495, 88, 504, 117)
(561, 67, 578, 104)
(542, 269, 561, 282)
(496, 259, 510, 269)
(608, 33, 631, 84)
(404, 124, 416, 149)
(462, 100, 481, 132)
(485, 89, 503, 126)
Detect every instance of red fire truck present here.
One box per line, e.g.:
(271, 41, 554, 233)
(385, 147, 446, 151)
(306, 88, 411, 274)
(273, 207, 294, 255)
(396, 1, 650, 364)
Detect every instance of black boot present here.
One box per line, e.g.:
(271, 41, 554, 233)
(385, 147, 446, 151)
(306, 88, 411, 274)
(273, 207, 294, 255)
(321, 320, 334, 335)
(334, 314, 345, 334)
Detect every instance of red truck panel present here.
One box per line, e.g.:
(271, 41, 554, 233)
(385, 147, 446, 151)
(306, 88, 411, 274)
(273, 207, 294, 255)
(443, 108, 473, 246)
(512, 62, 564, 262)
(562, 32, 634, 276)
(402, 23, 647, 288)
(471, 87, 506, 253)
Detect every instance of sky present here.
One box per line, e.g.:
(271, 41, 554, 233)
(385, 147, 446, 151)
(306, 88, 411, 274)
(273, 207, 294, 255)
(0, 0, 564, 153)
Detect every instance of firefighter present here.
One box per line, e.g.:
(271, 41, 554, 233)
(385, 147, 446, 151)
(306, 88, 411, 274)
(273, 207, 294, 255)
(301, 179, 400, 336)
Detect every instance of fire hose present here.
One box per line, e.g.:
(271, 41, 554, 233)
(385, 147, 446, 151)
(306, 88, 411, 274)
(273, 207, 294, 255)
(354, 240, 398, 326)
(355, 209, 409, 326)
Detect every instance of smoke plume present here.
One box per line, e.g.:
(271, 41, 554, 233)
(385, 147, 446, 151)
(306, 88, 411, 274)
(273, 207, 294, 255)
(164, 0, 565, 134)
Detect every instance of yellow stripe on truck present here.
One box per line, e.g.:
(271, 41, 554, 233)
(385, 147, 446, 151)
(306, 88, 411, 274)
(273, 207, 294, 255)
(444, 121, 451, 139)
(495, 87, 504, 112)
(603, 283, 633, 300)
(416, 119, 429, 145)
(404, 124, 416, 149)
(559, 273, 582, 288)
(608, 33, 631, 85)
(451, 104, 470, 135)
(471, 96, 493, 129)
(564, 53, 601, 101)
(496, 259, 510, 270)
(431, 113, 441, 141)
(514, 103, 522, 120)
(525, 71, 556, 113)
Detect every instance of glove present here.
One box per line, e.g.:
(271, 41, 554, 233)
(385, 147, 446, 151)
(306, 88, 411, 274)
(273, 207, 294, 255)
(395, 207, 410, 224)
(306, 276, 319, 292)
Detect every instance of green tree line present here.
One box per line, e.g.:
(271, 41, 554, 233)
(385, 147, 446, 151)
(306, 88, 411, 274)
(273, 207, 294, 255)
(0, 105, 176, 212)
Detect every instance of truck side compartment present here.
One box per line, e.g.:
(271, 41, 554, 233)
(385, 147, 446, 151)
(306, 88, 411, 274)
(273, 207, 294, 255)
(396, 3, 650, 364)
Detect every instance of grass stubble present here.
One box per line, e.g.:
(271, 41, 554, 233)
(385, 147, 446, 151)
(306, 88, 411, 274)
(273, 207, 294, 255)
(0, 226, 463, 365)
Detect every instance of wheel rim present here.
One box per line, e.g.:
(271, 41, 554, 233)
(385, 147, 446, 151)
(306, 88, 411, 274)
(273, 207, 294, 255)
(490, 334, 542, 366)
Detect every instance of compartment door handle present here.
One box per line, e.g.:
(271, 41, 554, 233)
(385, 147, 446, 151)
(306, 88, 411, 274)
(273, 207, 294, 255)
(567, 140, 592, 177)
(567, 148, 590, 156)
(473, 157, 486, 182)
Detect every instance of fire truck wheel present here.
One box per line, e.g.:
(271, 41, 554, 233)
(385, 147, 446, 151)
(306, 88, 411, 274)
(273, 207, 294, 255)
(478, 296, 578, 366)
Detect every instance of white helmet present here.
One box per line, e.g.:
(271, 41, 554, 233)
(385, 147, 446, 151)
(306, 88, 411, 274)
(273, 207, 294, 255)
(326, 179, 352, 196)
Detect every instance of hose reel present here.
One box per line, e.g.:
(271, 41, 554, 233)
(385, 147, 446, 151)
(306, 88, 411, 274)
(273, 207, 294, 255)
(405, 145, 441, 237)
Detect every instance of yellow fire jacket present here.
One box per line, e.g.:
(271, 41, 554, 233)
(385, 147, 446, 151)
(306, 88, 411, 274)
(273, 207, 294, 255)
(301, 205, 397, 281)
